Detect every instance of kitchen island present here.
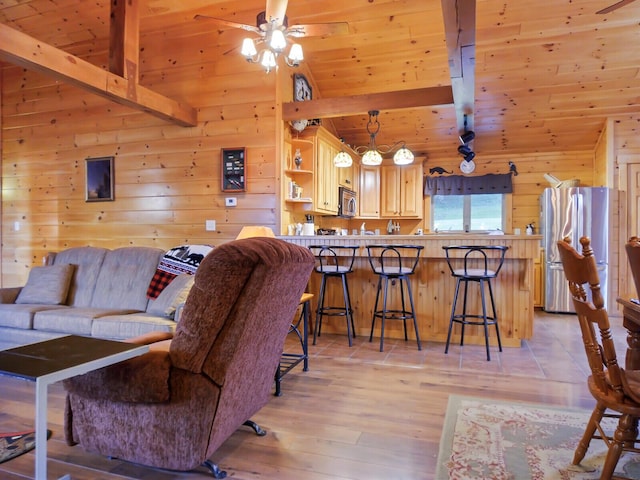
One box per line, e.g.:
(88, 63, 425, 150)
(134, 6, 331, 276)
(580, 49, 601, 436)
(280, 234, 542, 348)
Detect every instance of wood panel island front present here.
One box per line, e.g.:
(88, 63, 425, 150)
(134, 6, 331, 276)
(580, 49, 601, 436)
(280, 234, 542, 348)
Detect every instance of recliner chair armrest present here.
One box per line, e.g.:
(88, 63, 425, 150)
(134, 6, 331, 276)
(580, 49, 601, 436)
(63, 351, 172, 403)
(125, 331, 174, 345)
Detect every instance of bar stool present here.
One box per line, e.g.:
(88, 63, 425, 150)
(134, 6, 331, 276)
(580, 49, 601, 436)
(366, 244, 423, 352)
(442, 245, 509, 361)
(308, 245, 359, 347)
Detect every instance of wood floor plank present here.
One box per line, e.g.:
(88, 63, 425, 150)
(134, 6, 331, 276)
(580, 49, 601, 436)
(0, 312, 617, 479)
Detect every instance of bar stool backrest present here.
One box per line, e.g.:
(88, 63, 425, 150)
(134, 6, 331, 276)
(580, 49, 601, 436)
(308, 245, 359, 274)
(442, 245, 508, 279)
(366, 245, 423, 276)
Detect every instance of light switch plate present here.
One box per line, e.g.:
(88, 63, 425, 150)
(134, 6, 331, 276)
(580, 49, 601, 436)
(205, 220, 216, 231)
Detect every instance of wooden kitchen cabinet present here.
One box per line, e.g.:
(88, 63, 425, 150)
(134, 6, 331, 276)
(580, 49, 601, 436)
(380, 164, 423, 218)
(534, 248, 544, 308)
(359, 165, 380, 218)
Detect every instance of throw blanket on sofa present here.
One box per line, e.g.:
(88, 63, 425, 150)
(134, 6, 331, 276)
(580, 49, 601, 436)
(147, 244, 213, 299)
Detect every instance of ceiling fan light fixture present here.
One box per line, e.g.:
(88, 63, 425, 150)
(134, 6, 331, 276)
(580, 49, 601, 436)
(287, 43, 304, 64)
(260, 50, 277, 71)
(334, 151, 353, 168)
(393, 145, 414, 165)
(241, 38, 257, 57)
(269, 28, 287, 51)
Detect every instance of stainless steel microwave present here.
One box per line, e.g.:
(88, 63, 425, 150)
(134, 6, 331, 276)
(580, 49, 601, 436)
(338, 187, 357, 218)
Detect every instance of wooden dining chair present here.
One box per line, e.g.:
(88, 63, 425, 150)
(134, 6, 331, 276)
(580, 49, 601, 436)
(625, 236, 640, 299)
(557, 236, 640, 479)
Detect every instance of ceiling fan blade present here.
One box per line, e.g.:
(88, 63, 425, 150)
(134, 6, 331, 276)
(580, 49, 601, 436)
(266, 0, 288, 23)
(194, 14, 261, 34)
(597, 0, 638, 13)
(287, 22, 350, 38)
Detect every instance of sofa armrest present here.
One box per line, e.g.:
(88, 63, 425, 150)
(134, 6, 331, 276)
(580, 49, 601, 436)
(0, 287, 21, 304)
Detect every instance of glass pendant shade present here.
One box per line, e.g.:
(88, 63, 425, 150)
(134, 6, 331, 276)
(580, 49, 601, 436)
(261, 50, 277, 71)
(393, 146, 415, 165)
(334, 151, 353, 168)
(362, 149, 383, 166)
(288, 44, 304, 64)
(241, 38, 257, 57)
(269, 29, 287, 51)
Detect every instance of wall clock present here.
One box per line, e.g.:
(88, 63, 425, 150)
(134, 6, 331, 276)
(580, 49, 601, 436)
(460, 159, 476, 174)
(293, 74, 312, 102)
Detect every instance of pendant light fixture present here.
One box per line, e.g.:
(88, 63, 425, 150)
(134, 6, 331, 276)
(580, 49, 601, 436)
(333, 110, 415, 167)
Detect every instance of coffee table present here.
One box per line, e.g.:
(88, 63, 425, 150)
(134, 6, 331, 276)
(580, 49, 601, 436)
(0, 335, 149, 480)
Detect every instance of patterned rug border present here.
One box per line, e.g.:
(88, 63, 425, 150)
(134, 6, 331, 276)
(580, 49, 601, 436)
(435, 394, 640, 480)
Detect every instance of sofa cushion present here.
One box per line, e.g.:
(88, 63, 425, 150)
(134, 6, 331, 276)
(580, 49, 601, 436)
(91, 313, 177, 340)
(15, 264, 75, 305)
(0, 304, 69, 329)
(51, 246, 109, 308)
(147, 274, 194, 319)
(33, 307, 139, 335)
(90, 247, 164, 311)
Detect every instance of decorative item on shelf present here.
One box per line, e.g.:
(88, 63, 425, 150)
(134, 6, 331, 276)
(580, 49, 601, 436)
(294, 149, 302, 169)
(509, 161, 518, 176)
(333, 110, 415, 167)
(429, 166, 453, 175)
(526, 223, 535, 235)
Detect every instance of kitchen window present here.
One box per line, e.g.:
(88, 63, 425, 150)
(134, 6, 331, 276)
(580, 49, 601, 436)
(431, 194, 505, 232)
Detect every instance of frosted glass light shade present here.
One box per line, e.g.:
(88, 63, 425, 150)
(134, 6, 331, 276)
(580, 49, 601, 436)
(288, 44, 304, 64)
(393, 146, 415, 165)
(241, 38, 257, 57)
(261, 50, 277, 71)
(269, 29, 287, 51)
(362, 149, 383, 166)
(334, 151, 353, 168)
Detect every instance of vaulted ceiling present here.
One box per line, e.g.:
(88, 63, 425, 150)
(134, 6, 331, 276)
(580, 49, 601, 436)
(1, 0, 639, 163)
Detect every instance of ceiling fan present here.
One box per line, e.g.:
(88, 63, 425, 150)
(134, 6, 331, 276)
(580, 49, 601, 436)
(195, 0, 348, 71)
(597, 0, 638, 14)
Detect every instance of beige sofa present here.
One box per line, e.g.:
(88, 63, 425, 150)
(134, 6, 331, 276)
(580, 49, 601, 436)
(0, 246, 195, 349)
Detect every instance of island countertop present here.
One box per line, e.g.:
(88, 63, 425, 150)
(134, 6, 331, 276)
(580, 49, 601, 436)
(280, 234, 542, 348)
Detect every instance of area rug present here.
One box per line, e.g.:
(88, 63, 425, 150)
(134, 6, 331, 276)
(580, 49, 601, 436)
(0, 430, 51, 464)
(436, 395, 640, 479)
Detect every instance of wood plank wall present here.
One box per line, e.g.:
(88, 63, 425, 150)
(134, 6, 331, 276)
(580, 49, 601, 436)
(0, 30, 282, 287)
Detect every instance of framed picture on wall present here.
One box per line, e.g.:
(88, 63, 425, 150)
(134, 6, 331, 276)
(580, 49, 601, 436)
(85, 156, 114, 202)
(221, 148, 246, 192)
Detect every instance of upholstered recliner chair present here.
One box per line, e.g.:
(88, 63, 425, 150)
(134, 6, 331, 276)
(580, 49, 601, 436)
(63, 237, 315, 478)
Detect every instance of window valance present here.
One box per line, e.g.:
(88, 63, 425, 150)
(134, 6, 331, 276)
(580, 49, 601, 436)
(424, 173, 513, 196)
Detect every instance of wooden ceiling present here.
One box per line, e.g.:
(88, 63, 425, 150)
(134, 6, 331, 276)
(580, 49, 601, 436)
(1, 0, 639, 162)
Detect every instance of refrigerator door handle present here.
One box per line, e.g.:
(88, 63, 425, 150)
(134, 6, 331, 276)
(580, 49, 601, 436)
(575, 193, 584, 241)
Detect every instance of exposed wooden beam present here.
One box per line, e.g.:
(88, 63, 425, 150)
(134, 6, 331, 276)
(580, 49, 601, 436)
(441, 0, 476, 133)
(109, 0, 140, 83)
(0, 23, 197, 127)
(282, 86, 453, 121)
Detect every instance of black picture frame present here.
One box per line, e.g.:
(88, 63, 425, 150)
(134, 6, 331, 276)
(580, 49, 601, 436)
(221, 148, 246, 192)
(85, 156, 114, 202)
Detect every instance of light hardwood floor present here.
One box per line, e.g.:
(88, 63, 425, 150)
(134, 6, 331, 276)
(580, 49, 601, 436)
(0, 310, 623, 479)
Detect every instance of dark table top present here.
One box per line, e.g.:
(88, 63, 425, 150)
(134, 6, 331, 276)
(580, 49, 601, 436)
(0, 335, 145, 380)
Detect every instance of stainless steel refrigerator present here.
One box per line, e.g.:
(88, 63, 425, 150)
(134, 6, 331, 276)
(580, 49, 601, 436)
(541, 187, 610, 313)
